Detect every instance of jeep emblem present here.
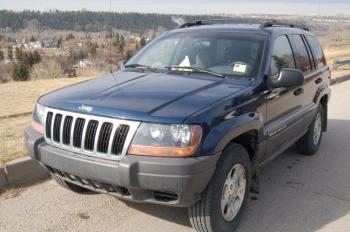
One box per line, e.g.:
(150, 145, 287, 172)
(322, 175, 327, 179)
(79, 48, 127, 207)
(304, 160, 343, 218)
(78, 104, 93, 113)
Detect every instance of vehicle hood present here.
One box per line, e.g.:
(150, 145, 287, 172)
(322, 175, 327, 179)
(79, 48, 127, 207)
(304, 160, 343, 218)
(39, 71, 251, 123)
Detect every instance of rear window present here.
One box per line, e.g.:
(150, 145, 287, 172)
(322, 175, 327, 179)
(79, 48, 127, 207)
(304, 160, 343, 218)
(306, 35, 327, 69)
(289, 35, 312, 74)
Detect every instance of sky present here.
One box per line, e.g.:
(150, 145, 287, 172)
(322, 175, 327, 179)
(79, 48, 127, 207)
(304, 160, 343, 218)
(1, 0, 350, 16)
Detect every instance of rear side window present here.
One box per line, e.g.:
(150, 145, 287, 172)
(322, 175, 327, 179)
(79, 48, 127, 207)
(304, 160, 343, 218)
(270, 35, 295, 77)
(289, 35, 312, 74)
(306, 35, 327, 69)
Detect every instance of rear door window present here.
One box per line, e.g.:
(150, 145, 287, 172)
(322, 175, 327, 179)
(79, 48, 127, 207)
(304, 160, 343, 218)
(270, 35, 296, 77)
(289, 35, 312, 74)
(306, 35, 327, 69)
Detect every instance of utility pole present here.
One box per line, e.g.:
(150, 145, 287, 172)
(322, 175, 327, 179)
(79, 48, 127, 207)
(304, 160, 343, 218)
(108, 0, 112, 70)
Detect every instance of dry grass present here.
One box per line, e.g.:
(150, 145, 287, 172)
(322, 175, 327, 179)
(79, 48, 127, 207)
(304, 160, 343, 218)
(0, 115, 32, 167)
(0, 73, 103, 166)
(324, 48, 350, 77)
(0, 75, 100, 118)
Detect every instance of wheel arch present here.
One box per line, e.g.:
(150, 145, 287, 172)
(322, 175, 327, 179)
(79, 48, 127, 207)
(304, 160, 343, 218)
(201, 112, 265, 187)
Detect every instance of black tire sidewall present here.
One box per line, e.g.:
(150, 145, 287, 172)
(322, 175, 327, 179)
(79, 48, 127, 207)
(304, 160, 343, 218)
(306, 105, 325, 153)
(208, 144, 252, 232)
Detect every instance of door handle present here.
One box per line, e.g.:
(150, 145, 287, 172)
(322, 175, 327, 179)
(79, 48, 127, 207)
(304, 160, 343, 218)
(266, 87, 286, 100)
(294, 88, 304, 96)
(315, 78, 322, 84)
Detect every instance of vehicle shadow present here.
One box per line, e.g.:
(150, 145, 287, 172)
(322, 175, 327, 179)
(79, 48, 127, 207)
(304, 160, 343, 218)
(122, 201, 191, 227)
(121, 119, 350, 232)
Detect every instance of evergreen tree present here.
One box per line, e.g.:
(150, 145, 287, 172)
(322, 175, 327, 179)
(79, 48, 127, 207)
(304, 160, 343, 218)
(7, 47, 13, 60)
(15, 47, 24, 61)
(140, 37, 146, 48)
(0, 50, 4, 60)
(30, 35, 36, 42)
(57, 36, 63, 48)
(12, 63, 30, 81)
(32, 50, 41, 63)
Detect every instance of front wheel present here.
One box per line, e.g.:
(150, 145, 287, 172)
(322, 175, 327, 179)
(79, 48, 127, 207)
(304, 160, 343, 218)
(189, 143, 251, 232)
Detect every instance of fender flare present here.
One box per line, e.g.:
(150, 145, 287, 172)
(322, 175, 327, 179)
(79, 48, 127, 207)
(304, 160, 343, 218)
(314, 83, 331, 105)
(201, 112, 264, 156)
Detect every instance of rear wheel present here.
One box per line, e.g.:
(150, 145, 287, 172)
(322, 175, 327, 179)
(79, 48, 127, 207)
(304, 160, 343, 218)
(296, 104, 324, 155)
(51, 174, 89, 193)
(189, 143, 251, 232)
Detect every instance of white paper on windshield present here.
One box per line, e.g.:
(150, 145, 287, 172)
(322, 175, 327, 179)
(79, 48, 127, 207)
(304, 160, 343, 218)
(233, 63, 247, 73)
(179, 56, 190, 67)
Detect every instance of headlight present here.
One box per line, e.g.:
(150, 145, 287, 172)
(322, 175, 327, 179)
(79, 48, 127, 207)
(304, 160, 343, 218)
(32, 103, 46, 134)
(128, 123, 202, 157)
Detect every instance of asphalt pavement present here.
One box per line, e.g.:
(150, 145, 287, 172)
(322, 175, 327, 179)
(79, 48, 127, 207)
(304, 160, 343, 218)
(1, 80, 350, 232)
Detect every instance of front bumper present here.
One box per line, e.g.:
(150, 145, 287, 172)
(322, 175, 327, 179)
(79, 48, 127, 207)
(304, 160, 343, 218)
(25, 126, 220, 207)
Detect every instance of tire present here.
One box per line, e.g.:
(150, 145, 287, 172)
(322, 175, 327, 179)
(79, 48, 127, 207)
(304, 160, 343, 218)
(296, 104, 324, 156)
(51, 173, 89, 193)
(188, 143, 251, 232)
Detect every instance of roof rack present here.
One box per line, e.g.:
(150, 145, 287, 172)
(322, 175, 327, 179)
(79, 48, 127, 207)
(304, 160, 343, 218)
(260, 21, 310, 31)
(179, 19, 310, 31)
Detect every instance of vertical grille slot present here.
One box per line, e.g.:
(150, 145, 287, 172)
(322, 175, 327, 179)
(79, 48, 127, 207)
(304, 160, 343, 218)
(84, 120, 99, 151)
(97, 122, 113, 153)
(53, 114, 62, 142)
(73, 118, 85, 148)
(112, 125, 130, 155)
(62, 116, 73, 145)
(45, 112, 53, 139)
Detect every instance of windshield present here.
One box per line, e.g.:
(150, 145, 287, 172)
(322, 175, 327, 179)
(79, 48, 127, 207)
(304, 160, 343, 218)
(127, 31, 266, 78)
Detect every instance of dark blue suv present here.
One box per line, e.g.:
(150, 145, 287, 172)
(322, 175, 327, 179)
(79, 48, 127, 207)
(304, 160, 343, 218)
(25, 21, 331, 232)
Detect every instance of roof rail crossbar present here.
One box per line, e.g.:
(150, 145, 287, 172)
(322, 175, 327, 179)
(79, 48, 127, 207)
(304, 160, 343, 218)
(260, 21, 310, 31)
(179, 19, 233, 28)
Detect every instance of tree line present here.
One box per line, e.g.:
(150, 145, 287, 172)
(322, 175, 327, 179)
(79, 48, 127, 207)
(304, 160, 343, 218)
(0, 10, 232, 33)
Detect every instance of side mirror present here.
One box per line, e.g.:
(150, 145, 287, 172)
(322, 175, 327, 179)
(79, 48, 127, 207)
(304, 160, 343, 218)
(117, 60, 126, 70)
(269, 68, 304, 88)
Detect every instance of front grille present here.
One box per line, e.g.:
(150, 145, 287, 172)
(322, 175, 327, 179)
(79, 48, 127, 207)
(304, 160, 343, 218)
(43, 108, 140, 160)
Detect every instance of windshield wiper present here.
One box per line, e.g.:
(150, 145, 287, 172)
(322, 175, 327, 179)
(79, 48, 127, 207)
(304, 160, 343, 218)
(124, 64, 158, 73)
(165, 66, 225, 78)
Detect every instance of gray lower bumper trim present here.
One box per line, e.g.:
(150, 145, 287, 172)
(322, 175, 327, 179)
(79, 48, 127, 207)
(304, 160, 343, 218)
(25, 126, 220, 207)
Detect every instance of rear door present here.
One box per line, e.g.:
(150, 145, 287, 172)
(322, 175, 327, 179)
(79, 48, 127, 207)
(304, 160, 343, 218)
(264, 35, 305, 161)
(291, 34, 329, 128)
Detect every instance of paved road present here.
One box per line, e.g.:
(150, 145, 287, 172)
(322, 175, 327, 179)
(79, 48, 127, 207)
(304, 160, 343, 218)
(1, 81, 350, 232)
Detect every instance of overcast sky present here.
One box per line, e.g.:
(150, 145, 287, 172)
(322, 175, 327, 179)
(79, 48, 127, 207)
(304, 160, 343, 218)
(1, 0, 350, 16)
